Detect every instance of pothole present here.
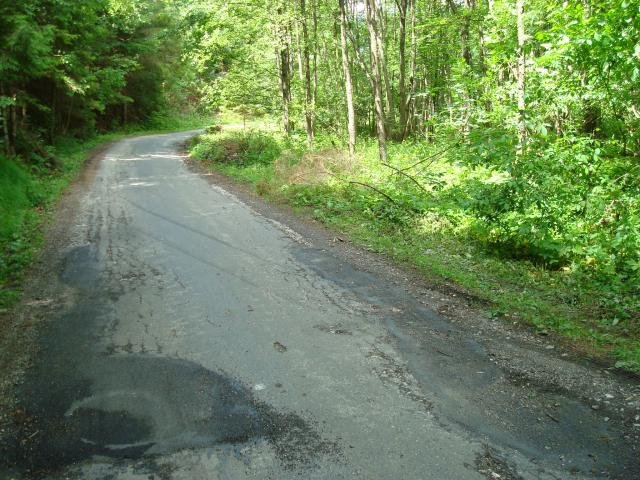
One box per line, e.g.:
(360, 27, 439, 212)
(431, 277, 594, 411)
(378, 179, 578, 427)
(5, 355, 340, 477)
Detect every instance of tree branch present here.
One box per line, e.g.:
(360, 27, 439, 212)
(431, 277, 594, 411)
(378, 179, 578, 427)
(381, 162, 429, 194)
(398, 143, 459, 172)
(349, 180, 399, 206)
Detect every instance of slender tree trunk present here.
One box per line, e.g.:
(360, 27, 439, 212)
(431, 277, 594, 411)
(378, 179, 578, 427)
(516, 0, 526, 154)
(460, 0, 474, 138)
(295, 23, 305, 82)
(300, 0, 314, 147)
(461, 0, 473, 67)
(346, 23, 375, 89)
(366, 0, 387, 161)
(311, 0, 318, 128)
(277, 6, 293, 135)
(1, 83, 13, 157)
(280, 50, 292, 135)
(404, 0, 417, 137)
(20, 104, 26, 130)
(397, 0, 408, 139)
(10, 92, 17, 153)
(339, 0, 356, 162)
(373, 3, 393, 133)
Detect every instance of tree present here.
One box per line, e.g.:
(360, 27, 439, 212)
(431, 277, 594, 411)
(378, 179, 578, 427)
(300, 0, 315, 147)
(515, 0, 526, 154)
(276, 3, 293, 135)
(365, 0, 387, 162)
(339, 0, 356, 161)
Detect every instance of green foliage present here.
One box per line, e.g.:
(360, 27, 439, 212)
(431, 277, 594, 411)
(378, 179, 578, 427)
(0, 157, 33, 239)
(0, 0, 189, 154)
(2, 0, 639, 369)
(0, 156, 40, 308)
(191, 131, 282, 166)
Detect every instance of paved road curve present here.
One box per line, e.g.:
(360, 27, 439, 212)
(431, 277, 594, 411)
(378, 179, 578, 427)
(4, 131, 639, 479)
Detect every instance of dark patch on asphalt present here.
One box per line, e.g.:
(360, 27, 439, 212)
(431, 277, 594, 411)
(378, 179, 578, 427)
(58, 245, 100, 288)
(4, 354, 339, 478)
(315, 324, 352, 335)
(70, 407, 153, 447)
(474, 447, 524, 480)
(3, 241, 339, 478)
(293, 246, 640, 479)
(273, 341, 288, 352)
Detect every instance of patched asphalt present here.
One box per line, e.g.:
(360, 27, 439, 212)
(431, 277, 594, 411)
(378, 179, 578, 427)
(1, 131, 639, 479)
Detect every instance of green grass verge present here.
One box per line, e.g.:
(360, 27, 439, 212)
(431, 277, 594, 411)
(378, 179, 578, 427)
(0, 113, 213, 310)
(190, 127, 640, 373)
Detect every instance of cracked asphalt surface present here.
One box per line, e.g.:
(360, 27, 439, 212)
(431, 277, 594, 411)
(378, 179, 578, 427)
(1, 131, 639, 479)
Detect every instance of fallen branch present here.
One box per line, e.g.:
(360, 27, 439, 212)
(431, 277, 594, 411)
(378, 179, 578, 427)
(382, 162, 430, 194)
(545, 412, 560, 423)
(348, 181, 400, 206)
(329, 172, 417, 214)
(399, 143, 459, 173)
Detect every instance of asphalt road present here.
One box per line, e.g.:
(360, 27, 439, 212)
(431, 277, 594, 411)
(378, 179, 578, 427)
(3, 131, 639, 479)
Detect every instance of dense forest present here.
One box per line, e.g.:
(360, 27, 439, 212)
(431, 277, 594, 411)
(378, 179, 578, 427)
(0, 0, 189, 154)
(1, 0, 639, 367)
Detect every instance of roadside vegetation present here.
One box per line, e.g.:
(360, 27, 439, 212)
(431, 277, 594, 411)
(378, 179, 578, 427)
(2, 0, 639, 370)
(190, 118, 640, 372)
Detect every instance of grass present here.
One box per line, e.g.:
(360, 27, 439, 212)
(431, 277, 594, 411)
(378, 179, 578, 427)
(0, 112, 213, 310)
(189, 124, 640, 373)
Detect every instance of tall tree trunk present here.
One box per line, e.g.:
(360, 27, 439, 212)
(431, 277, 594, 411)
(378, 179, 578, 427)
(366, 0, 387, 161)
(461, 0, 473, 67)
(404, 0, 417, 137)
(280, 49, 292, 135)
(397, 0, 408, 139)
(1, 83, 13, 157)
(277, 6, 293, 135)
(516, 0, 526, 154)
(374, 3, 393, 134)
(311, 0, 318, 129)
(295, 23, 305, 82)
(339, 0, 356, 162)
(10, 95, 17, 150)
(300, 0, 314, 147)
(460, 0, 474, 138)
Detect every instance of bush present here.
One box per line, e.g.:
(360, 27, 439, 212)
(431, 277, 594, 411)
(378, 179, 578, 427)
(191, 131, 281, 166)
(0, 157, 32, 240)
(458, 136, 640, 280)
(0, 156, 38, 307)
